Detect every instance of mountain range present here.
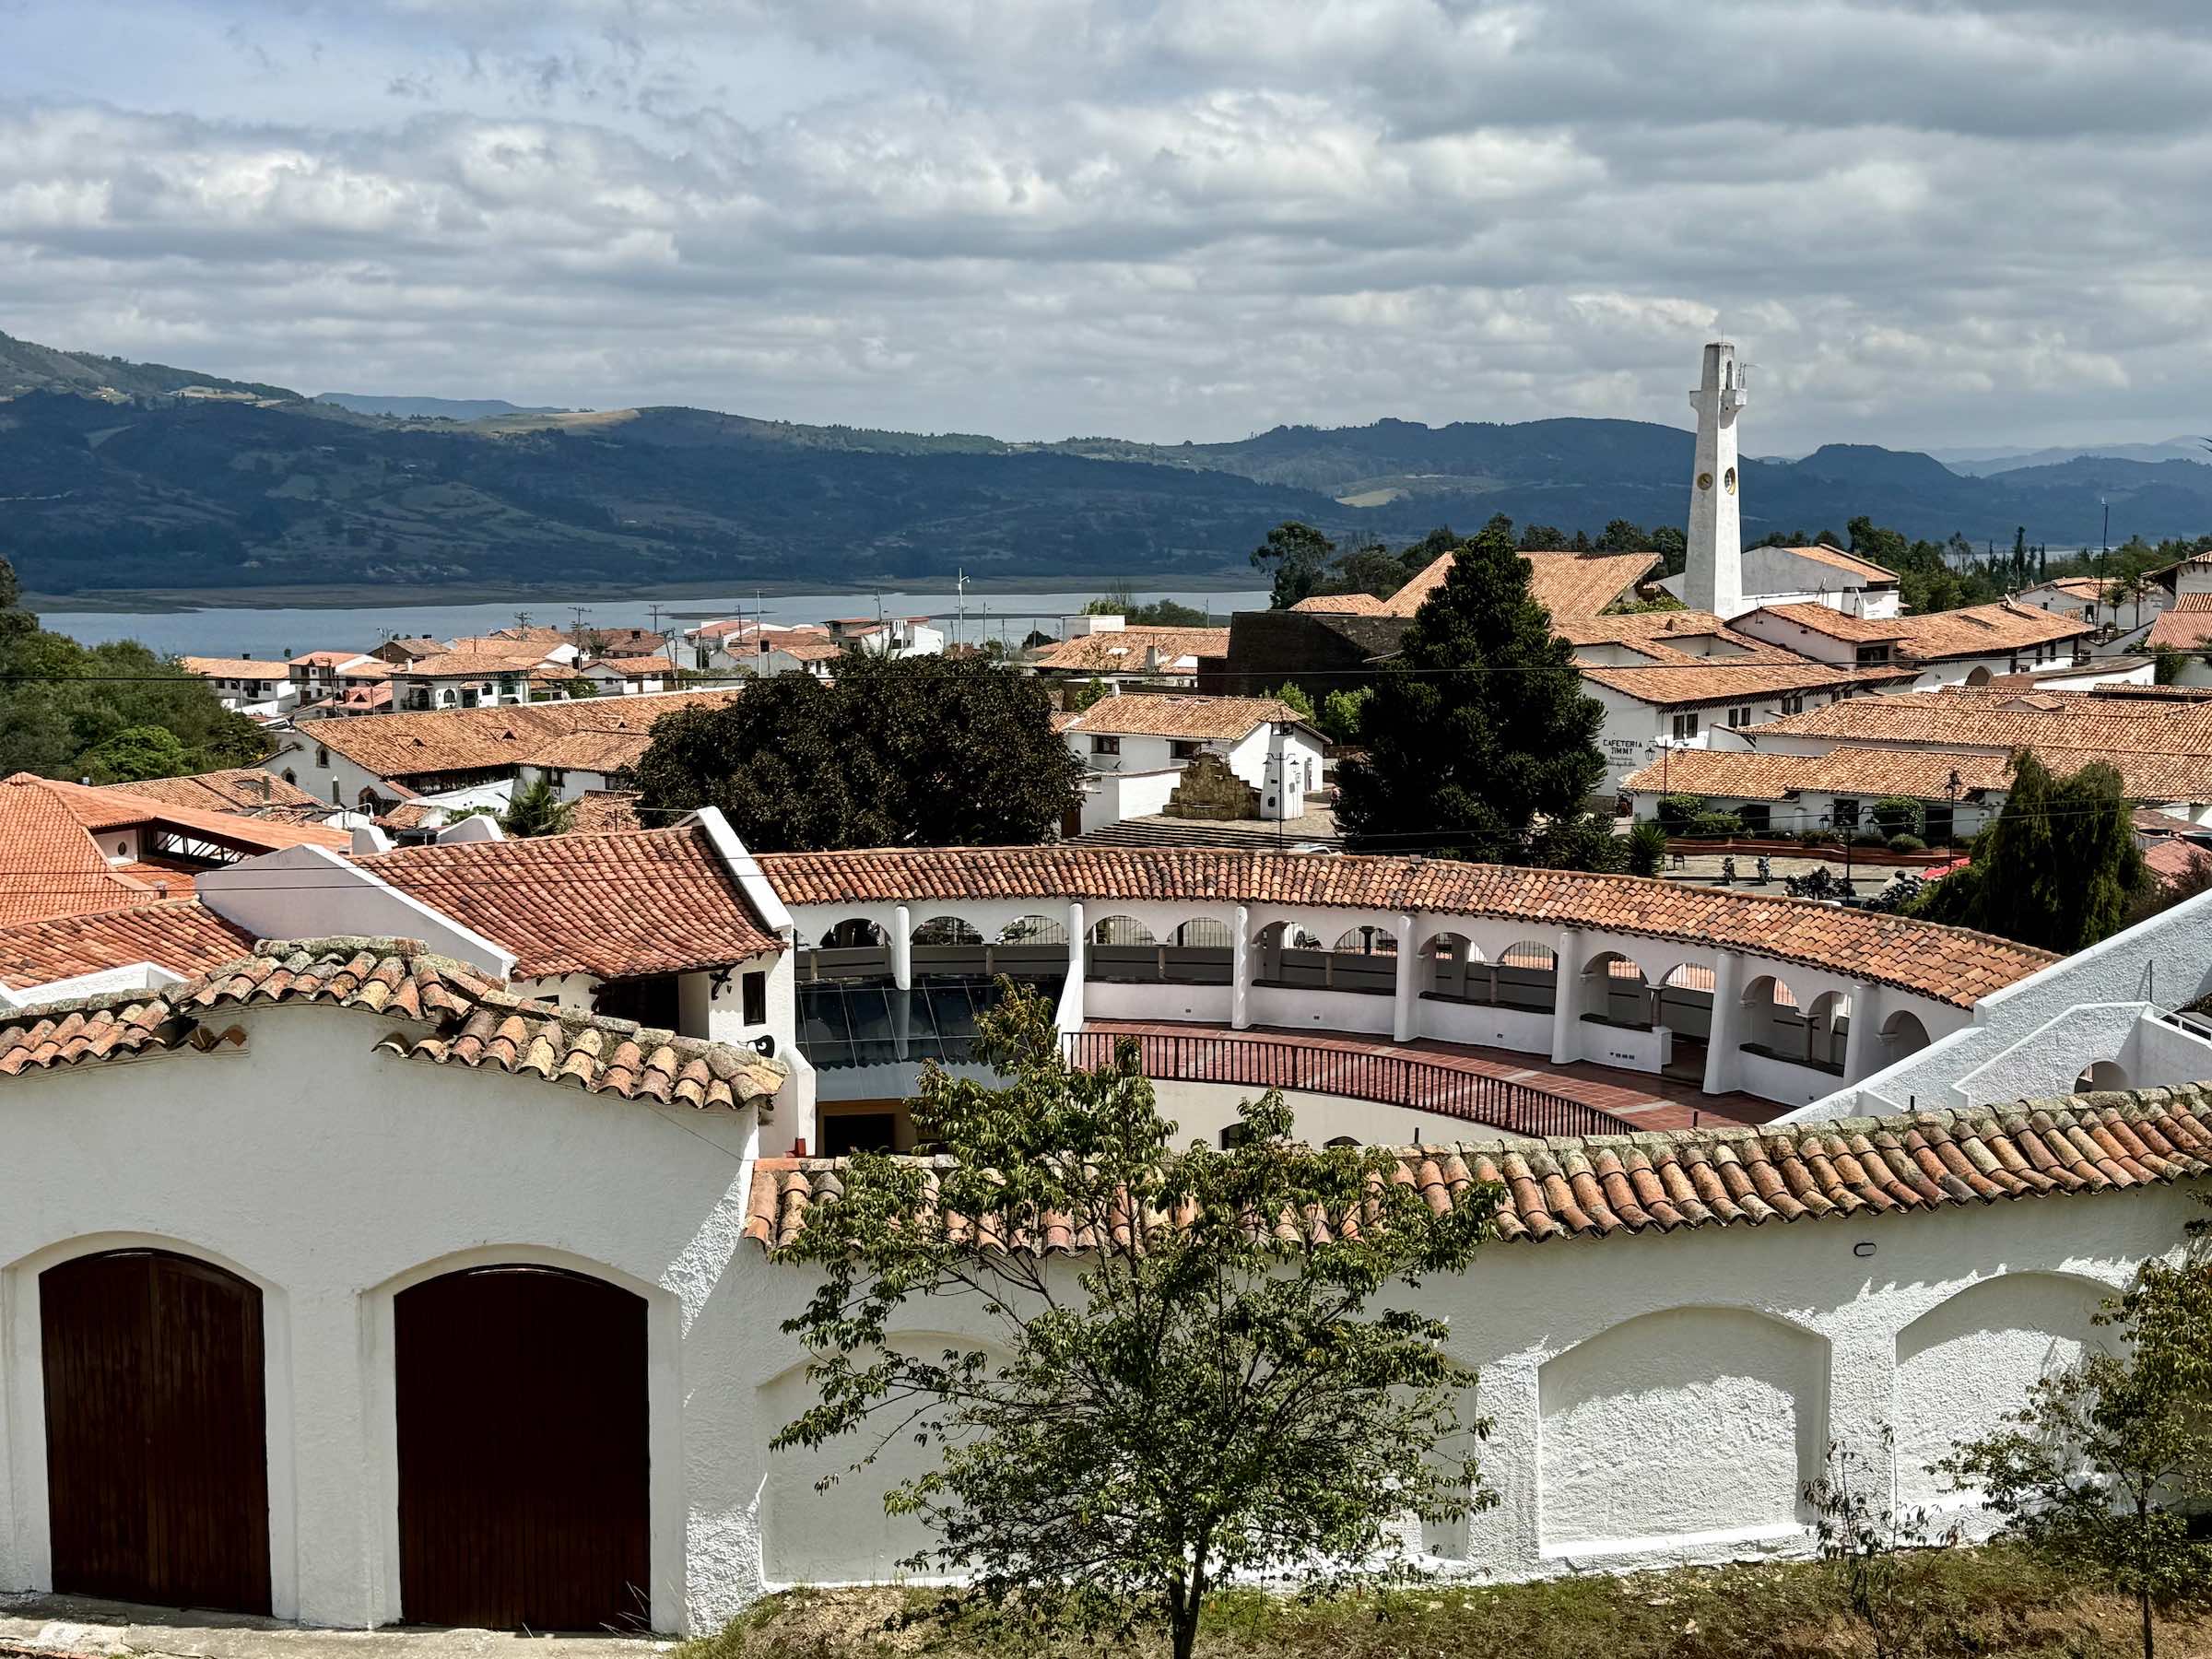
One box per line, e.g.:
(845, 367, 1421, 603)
(6, 330, 2212, 599)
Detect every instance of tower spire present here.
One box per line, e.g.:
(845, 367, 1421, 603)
(1684, 340, 1747, 618)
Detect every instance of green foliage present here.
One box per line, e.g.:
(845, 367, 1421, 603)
(500, 774, 577, 838)
(771, 985, 1498, 1659)
(2153, 648, 2190, 687)
(1656, 793, 1707, 834)
(1907, 751, 2147, 952)
(1317, 687, 1371, 747)
(1626, 818, 1670, 877)
(1886, 834, 1926, 853)
(564, 677, 599, 698)
(634, 653, 1084, 852)
(1087, 591, 1212, 627)
(0, 557, 268, 782)
(1063, 677, 1112, 713)
(1327, 528, 1610, 871)
(1270, 681, 1317, 722)
(1252, 522, 1339, 609)
(1937, 1259, 2212, 1659)
(76, 724, 192, 784)
(1869, 796, 1926, 841)
(1804, 1428, 1962, 1659)
(1687, 810, 1744, 840)
(1335, 525, 1612, 867)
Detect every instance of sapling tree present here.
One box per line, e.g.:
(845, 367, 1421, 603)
(771, 983, 1499, 1659)
(1803, 1427, 1962, 1659)
(1936, 1253, 2212, 1659)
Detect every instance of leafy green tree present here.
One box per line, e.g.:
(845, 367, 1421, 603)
(1086, 592, 1210, 626)
(76, 724, 192, 784)
(1250, 522, 1336, 610)
(1330, 541, 1415, 600)
(1868, 796, 1926, 842)
(1269, 681, 1316, 722)
(564, 677, 599, 699)
(500, 774, 577, 837)
(1648, 524, 1688, 576)
(1908, 752, 2146, 951)
(771, 984, 1496, 1659)
(1593, 518, 1649, 553)
(1317, 687, 1371, 746)
(1064, 676, 1112, 713)
(1335, 525, 1609, 865)
(634, 652, 1083, 852)
(1517, 524, 1569, 551)
(1937, 1258, 2212, 1659)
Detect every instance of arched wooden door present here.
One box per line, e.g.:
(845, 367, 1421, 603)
(394, 1265, 650, 1630)
(40, 1249, 271, 1614)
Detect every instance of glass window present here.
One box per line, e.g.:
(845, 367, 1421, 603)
(742, 971, 767, 1026)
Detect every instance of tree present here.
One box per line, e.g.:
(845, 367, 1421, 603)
(633, 652, 1084, 852)
(564, 677, 599, 698)
(1936, 1259, 2212, 1659)
(1269, 681, 1316, 722)
(1088, 593, 1210, 626)
(1804, 1428, 1962, 1659)
(1908, 752, 2146, 952)
(770, 984, 1496, 1659)
(1626, 817, 1669, 877)
(1250, 522, 1336, 609)
(1317, 687, 1370, 747)
(76, 724, 190, 784)
(1335, 525, 1610, 866)
(500, 774, 576, 837)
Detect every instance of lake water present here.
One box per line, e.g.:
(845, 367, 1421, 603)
(34, 587, 1272, 660)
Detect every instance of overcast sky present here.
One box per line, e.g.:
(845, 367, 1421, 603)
(4, 0, 2208, 451)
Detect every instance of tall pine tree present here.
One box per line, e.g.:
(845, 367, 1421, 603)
(1335, 525, 1612, 866)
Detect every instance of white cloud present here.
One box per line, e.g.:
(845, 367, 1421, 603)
(2, 0, 2210, 448)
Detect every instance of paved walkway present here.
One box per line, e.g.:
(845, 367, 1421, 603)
(0, 1595, 665, 1659)
(1086, 1019, 1784, 1133)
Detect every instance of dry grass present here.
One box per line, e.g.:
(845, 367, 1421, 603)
(681, 1547, 2212, 1659)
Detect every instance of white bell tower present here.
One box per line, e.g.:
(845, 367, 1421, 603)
(1683, 339, 1747, 618)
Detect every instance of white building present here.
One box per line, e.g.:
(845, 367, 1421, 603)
(683, 619, 843, 678)
(1057, 695, 1325, 832)
(578, 653, 676, 695)
(822, 616, 946, 657)
(1027, 616, 1230, 690)
(180, 658, 298, 718)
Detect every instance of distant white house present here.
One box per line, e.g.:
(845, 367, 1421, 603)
(393, 643, 580, 711)
(821, 616, 946, 657)
(1027, 616, 1230, 691)
(1057, 694, 1324, 832)
(180, 657, 298, 718)
(578, 653, 676, 696)
(683, 619, 845, 677)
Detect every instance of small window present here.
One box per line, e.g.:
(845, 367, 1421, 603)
(1170, 739, 1204, 760)
(742, 971, 767, 1026)
(1727, 705, 1751, 728)
(543, 768, 566, 787)
(1671, 711, 1701, 740)
(1781, 691, 1806, 715)
(1739, 802, 1771, 834)
(315, 745, 330, 768)
(1091, 735, 1121, 756)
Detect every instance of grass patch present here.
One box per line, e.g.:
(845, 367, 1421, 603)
(680, 1546, 2212, 1659)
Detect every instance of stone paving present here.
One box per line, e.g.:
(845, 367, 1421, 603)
(0, 1595, 665, 1659)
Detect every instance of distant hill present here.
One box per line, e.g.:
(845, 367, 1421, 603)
(6, 328, 2212, 596)
(314, 394, 571, 420)
(0, 330, 299, 403)
(1932, 438, 2212, 477)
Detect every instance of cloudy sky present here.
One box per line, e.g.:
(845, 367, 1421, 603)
(4, 0, 2208, 451)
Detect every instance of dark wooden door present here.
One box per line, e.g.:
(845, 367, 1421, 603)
(41, 1249, 271, 1614)
(395, 1265, 650, 1631)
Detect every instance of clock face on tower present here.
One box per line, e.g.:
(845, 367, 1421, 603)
(1697, 472, 1713, 491)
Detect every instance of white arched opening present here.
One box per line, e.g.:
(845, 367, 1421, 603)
(2074, 1059, 2130, 1094)
(1538, 1306, 1826, 1552)
(1493, 940, 1559, 1014)
(1580, 950, 1652, 1031)
(1882, 1007, 1932, 1058)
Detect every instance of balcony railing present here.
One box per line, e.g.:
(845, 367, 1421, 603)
(1062, 1030, 1638, 1140)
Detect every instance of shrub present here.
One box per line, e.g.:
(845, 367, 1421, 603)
(1853, 831, 1888, 848)
(1316, 687, 1371, 747)
(1798, 828, 1835, 848)
(1688, 810, 1744, 839)
(1626, 818, 1670, 877)
(1888, 834, 1926, 853)
(1656, 792, 1706, 833)
(1869, 795, 1926, 841)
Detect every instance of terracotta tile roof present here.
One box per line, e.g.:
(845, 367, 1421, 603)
(1739, 603, 1911, 641)
(402, 646, 565, 677)
(288, 650, 367, 669)
(756, 845, 2052, 1007)
(1063, 694, 1308, 741)
(570, 791, 644, 834)
(0, 939, 785, 1107)
(97, 768, 324, 816)
(586, 654, 677, 674)
(1752, 685, 2212, 758)
(1382, 549, 1658, 619)
(2147, 596, 2212, 651)
(2034, 578, 2110, 604)
(0, 774, 347, 926)
(1290, 592, 1390, 615)
(359, 824, 783, 979)
(1624, 740, 2212, 805)
(290, 688, 745, 783)
(1578, 659, 1913, 710)
(1886, 601, 2093, 663)
(0, 900, 254, 991)
(179, 656, 289, 682)
(2144, 838, 2211, 885)
(1028, 627, 1231, 672)
(1619, 749, 1825, 798)
(744, 1087, 2211, 1253)
(1770, 544, 1900, 585)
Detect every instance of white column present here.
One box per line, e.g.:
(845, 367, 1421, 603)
(1842, 981, 1884, 1083)
(1549, 928, 1581, 1065)
(1230, 903, 1253, 1030)
(1703, 949, 1743, 1095)
(1056, 900, 1087, 1034)
(890, 904, 912, 1061)
(1392, 912, 1418, 1042)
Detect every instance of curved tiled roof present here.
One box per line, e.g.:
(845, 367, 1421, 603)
(744, 1088, 2212, 1253)
(0, 900, 254, 991)
(0, 938, 784, 1109)
(755, 846, 2053, 1007)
